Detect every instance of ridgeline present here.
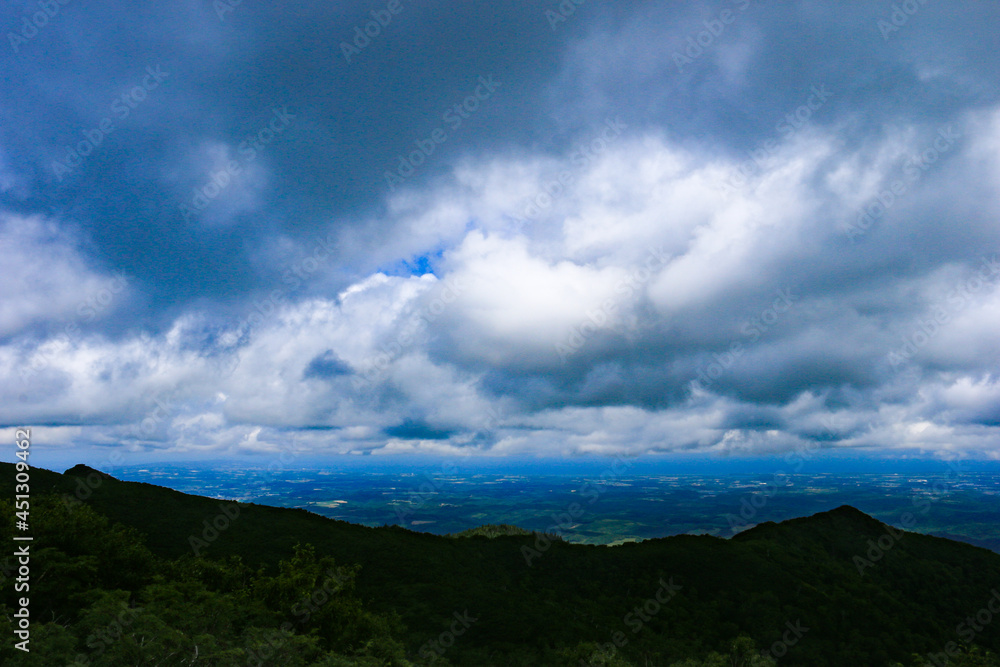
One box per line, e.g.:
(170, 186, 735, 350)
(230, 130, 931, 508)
(1, 462, 998, 666)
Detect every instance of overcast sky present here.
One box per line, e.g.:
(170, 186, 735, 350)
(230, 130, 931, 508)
(2, 0, 999, 467)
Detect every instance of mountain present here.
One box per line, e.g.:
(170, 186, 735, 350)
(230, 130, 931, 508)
(2, 461, 999, 666)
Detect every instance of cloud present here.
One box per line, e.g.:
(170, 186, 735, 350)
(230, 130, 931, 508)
(0, 214, 132, 339)
(303, 350, 353, 380)
(2, 1, 1000, 463)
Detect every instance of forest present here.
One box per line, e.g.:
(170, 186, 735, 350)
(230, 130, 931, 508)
(2, 462, 999, 666)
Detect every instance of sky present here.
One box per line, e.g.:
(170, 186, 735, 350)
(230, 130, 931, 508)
(1, 0, 999, 469)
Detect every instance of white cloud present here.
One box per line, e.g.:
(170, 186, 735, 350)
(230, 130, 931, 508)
(7, 99, 1000, 461)
(0, 215, 131, 337)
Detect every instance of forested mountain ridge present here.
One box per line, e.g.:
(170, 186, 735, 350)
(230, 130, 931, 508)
(2, 462, 998, 666)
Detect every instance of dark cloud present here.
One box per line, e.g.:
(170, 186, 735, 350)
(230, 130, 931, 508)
(303, 350, 353, 380)
(1, 1, 999, 462)
(385, 419, 455, 441)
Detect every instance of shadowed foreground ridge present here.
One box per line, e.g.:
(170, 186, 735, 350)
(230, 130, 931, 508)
(1, 462, 999, 666)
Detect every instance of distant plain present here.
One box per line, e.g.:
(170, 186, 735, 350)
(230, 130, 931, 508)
(110, 459, 1000, 552)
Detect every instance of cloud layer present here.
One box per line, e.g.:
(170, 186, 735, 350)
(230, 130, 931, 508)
(2, 0, 999, 462)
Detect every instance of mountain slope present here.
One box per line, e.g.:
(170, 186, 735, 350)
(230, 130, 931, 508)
(2, 462, 998, 666)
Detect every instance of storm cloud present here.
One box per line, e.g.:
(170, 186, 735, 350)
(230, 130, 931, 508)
(1, 0, 998, 463)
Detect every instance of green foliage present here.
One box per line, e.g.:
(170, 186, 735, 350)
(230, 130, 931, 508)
(3, 464, 1000, 666)
(0, 491, 412, 666)
(668, 654, 728, 667)
(551, 640, 637, 666)
(449, 524, 540, 539)
(727, 636, 776, 667)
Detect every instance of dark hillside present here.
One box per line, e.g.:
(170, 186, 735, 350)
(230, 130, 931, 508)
(2, 463, 998, 666)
